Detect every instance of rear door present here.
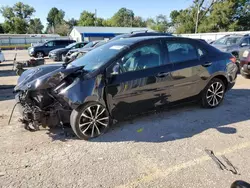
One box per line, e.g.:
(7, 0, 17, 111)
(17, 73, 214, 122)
(105, 40, 174, 119)
(55, 40, 67, 49)
(164, 38, 208, 102)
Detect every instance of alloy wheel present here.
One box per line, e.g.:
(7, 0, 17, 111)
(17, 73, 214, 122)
(78, 104, 109, 138)
(36, 52, 44, 58)
(206, 82, 224, 107)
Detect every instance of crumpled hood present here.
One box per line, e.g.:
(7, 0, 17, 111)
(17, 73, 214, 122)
(14, 63, 83, 91)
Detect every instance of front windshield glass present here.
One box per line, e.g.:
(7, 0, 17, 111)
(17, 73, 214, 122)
(214, 36, 242, 45)
(68, 42, 128, 71)
(66, 42, 77, 48)
(94, 41, 107, 48)
(110, 35, 127, 41)
(82, 41, 95, 48)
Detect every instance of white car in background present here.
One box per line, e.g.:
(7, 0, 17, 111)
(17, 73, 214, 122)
(0, 49, 5, 63)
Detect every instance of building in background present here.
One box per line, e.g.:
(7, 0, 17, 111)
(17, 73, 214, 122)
(70, 26, 154, 42)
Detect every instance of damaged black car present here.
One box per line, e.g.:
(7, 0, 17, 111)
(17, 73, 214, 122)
(14, 36, 238, 140)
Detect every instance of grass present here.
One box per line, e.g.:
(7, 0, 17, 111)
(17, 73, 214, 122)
(0, 44, 31, 50)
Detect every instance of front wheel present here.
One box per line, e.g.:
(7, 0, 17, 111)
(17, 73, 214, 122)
(70, 102, 111, 140)
(201, 78, 225, 108)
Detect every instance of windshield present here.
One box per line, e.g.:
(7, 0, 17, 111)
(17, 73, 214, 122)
(66, 42, 77, 49)
(94, 41, 107, 48)
(110, 34, 128, 41)
(214, 36, 242, 45)
(82, 41, 96, 48)
(68, 42, 128, 72)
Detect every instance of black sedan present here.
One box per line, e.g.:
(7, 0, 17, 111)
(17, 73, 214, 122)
(49, 41, 88, 61)
(14, 36, 238, 140)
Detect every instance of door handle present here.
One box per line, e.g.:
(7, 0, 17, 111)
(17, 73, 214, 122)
(202, 62, 212, 67)
(157, 72, 169, 78)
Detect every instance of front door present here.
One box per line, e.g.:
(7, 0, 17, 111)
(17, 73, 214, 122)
(164, 39, 207, 102)
(105, 42, 173, 119)
(44, 41, 56, 55)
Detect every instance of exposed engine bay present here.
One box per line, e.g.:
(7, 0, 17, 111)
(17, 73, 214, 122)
(16, 89, 71, 131)
(13, 63, 84, 131)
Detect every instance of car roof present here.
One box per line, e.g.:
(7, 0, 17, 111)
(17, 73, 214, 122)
(107, 36, 191, 46)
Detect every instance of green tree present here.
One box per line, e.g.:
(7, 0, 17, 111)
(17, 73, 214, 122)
(146, 15, 169, 32)
(0, 24, 4, 33)
(28, 18, 44, 34)
(67, 18, 78, 29)
(199, 0, 238, 32)
(47, 7, 65, 32)
(96, 18, 104, 26)
(175, 8, 197, 33)
(132, 16, 146, 27)
(78, 11, 95, 26)
(54, 22, 70, 36)
(0, 2, 35, 33)
(13, 2, 35, 19)
(170, 10, 180, 25)
(110, 8, 134, 27)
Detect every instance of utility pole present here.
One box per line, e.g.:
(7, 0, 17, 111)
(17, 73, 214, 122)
(95, 9, 97, 26)
(195, 1, 200, 34)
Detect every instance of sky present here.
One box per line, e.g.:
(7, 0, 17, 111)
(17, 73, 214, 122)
(0, 0, 193, 26)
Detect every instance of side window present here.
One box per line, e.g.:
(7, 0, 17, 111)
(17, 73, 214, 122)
(118, 44, 162, 73)
(167, 41, 198, 63)
(46, 41, 55, 47)
(55, 41, 63, 46)
(241, 38, 250, 46)
(80, 43, 86, 48)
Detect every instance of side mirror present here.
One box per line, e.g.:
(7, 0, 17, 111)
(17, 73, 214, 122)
(241, 43, 248, 47)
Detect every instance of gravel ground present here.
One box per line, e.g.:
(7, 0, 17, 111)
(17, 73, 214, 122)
(1, 50, 250, 188)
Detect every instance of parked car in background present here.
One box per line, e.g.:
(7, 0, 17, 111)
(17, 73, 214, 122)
(0, 48, 5, 63)
(28, 39, 76, 58)
(212, 34, 250, 67)
(48, 41, 88, 61)
(15, 36, 238, 140)
(65, 40, 107, 60)
(239, 47, 250, 78)
(65, 32, 173, 61)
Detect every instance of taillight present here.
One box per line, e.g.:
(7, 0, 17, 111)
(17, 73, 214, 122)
(230, 56, 236, 63)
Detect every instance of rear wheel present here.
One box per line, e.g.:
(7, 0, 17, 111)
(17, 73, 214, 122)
(70, 102, 111, 140)
(201, 78, 225, 108)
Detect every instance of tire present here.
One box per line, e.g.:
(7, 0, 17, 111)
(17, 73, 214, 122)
(35, 51, 44, 58)
(70, 102, 111, 140)
(240, 69, 250, 79)
(201, 78, 225, 108)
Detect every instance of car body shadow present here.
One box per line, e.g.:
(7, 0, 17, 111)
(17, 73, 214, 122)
(46, 89, 250, 142)
(0, 87, 15, 101)
(0, 70, 16, 77)
(0, 62, 14, 67)
(91, 88, 250, 143)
